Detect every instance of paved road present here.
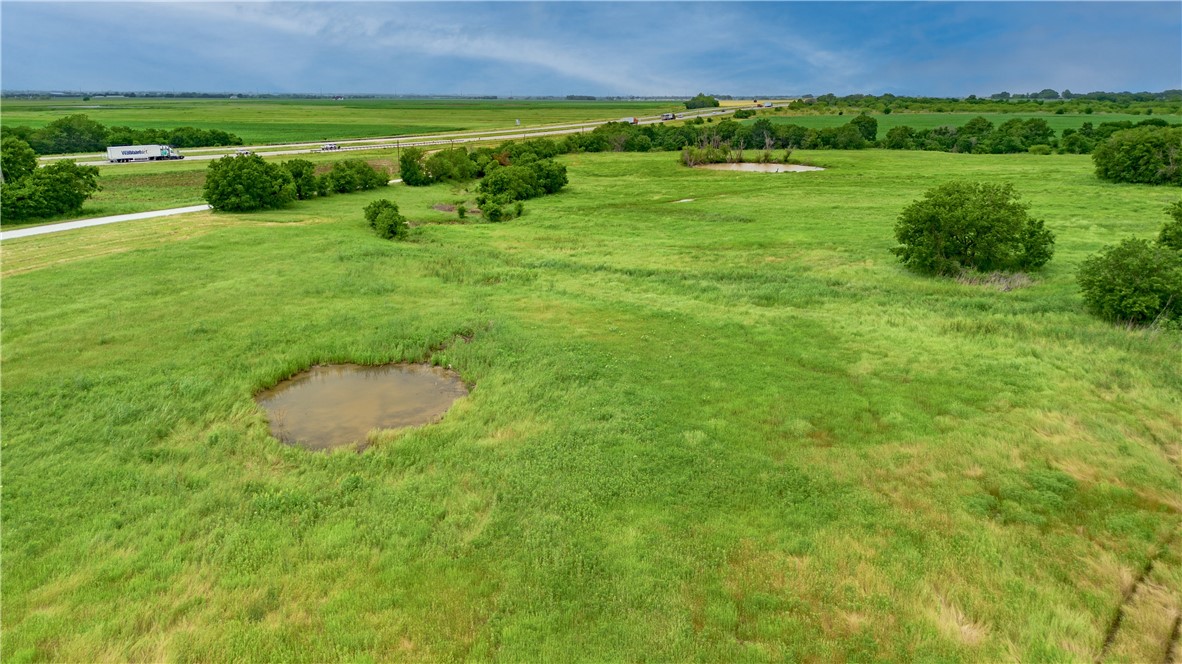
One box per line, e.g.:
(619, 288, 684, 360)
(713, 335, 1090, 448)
(0, 204, 212, 241)
(44, 108, 744, 167)
(0, 178, 405, 241)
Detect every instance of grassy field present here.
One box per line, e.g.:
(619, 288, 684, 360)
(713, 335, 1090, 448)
(2, 150, 1180, 661)
(0, 98, 680, 144)
(751, 112, 1182, 134)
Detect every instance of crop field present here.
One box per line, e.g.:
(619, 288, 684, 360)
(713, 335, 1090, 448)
(752, 112, 1182, 134)
(0, 98, 680, 144)
(3, 150, 1181, 661)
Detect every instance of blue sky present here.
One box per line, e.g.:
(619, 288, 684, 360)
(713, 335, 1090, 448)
(2, 2, 1179, 97)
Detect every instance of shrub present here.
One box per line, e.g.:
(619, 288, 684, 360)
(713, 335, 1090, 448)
(399, 147, 433, 186)
(892, 181, 1055, 275)
(478, 164, 541, 203)
(1092, 126, 1182, 185)
(282, 159, 318, 200)
(1, 137, 38, 182)
(363, 199, 407, 240)
(685, 93, 720, 110)
(202, 154, 295, 212)
(0, 159, 101, 221)
(327, 159, 388, 194)
(1077, 238, 1182, 323)
(425, 147, 477, 182)
(529, 159, 568, 194)
(1159, 200, 1182, 252)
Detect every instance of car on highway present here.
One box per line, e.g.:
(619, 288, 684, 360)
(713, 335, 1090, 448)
(322, 143, 340, 151)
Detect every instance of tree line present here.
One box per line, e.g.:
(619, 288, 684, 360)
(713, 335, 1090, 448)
(2, 114, 244, 155)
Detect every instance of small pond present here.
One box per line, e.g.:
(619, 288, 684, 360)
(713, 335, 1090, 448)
(255, 363, 468, 451)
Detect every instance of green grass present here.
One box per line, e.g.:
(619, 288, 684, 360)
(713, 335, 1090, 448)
(3, 150, 1180, 661)
(752, 112, 1182, 134)
(0, 98, 681, 144)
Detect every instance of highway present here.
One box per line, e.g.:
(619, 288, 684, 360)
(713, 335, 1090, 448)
(39, 107, 748, 167)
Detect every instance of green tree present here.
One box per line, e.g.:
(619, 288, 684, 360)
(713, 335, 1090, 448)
(849, 114, 878, 142)
(883, 126, 916, 150)
(327, 159, 388, 193)
(1077, 238, 1182, 323)
(0, 160, 100, 221)
(399, 147, 433, 186)
(202, 154, 295, 212)
(528, 159, 568, 194)
(478, 164, 541, 203)
(2, 136, 39, 183)
(32, 114, 108, 154)
(685, 93, 720, 110)
(424, 147, 477, 182)
(1158, 200, 1182, 252)
(1092, 126, 1182, 185)
(892, 181, 1055, 275)
(282, 159, 318, 200)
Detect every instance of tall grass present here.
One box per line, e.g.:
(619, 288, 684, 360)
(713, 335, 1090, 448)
(2, 150, 1179, 661)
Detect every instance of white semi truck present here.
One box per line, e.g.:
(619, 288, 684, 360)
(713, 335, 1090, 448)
(106, 145, 185, 163)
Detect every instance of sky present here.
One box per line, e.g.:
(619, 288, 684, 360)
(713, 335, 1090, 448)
(1, 1, 1179, 97)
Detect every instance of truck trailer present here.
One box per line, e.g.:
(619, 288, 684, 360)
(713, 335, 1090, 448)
(106, 145, 185, 163)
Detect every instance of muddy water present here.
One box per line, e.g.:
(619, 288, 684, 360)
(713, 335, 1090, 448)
(697, 162, 824, 173)
(255, 364, 468, 450)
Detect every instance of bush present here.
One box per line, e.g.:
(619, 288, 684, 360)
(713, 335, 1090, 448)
(685, 93, 720, 110)
(327, 159, 388, 194)
(202, 154, 295, 212)
(282, 159, 318, 200)
(363, 199, 407, 240)
(2, 137, 39, 183)
(0, 159, 101, 221)
(425, 147, 477, 182)
(892, 181, 1055, 275)
(478, 164, 541, 203)
(1077, 238, 1182, 323)
(1159, 201, 1182, 252)
(399, 147, 433, 186)
(1092, 126, 1182, 185)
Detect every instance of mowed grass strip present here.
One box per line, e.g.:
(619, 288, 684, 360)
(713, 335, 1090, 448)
(2, 150, 1180, 661)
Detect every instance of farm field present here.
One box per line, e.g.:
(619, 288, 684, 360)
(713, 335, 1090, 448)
(2, 150, 1181, 661)
(0, 98, 681, 144)
(753, 112, 1182, 134)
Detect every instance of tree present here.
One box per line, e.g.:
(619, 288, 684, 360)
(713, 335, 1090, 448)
(892, 181, 1055, 275)
(399, 147, 433, 186)
(849, 114, 878, 142)
(685, 93, 720, 110)
(2, 136, 38, 183)
(1077, 238, 1182, 323)
(31, 114, 108, 154)
(363, 199, 407, 240)
(0, 160, 100, 221)
(202, 154, 295, 212)
(326, 159, 387, 193)
(478, 164, 541, 203)
(528, 159, 568, 194)
(1092, 126, 1182, 185)
(282, 159, 318, 200)
(1158, 200, 1182, 252)
(424, 147, 477, 182)
(883, 126, 916, 150)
